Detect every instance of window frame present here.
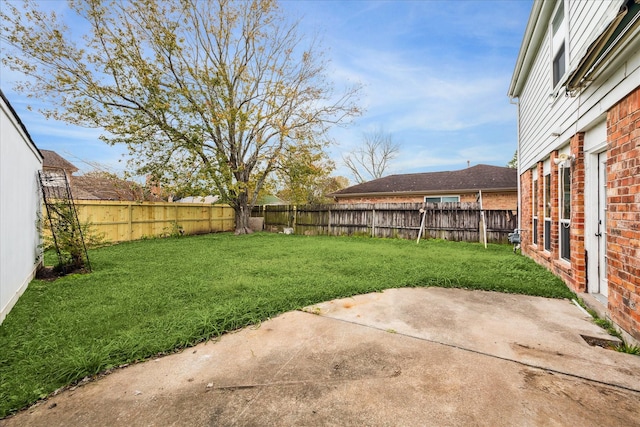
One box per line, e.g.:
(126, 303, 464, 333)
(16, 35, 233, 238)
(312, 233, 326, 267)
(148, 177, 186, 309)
(424, 195, 460, 203)
(559, 165, 571, 261)
(550, 0, 569, 90)
(553, 43, 566, 87)
(544, 172, 552, 252)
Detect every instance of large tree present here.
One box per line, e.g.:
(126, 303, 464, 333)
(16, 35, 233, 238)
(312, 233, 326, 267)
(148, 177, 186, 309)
(1, 0, 360, 233)
(343, 127, 399, 183)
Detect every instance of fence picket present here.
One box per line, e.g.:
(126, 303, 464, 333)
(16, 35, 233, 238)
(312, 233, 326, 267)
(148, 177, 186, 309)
(71, 201, 235, 242)
(51, 201, 514, 244)
(252, 203, 516, 243)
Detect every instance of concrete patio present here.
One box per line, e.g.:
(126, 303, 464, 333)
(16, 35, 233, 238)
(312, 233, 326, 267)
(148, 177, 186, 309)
(3, 287, 639, 426)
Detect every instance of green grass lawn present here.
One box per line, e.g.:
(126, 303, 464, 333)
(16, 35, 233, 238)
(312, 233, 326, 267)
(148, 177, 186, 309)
(0, 233, 574, 417)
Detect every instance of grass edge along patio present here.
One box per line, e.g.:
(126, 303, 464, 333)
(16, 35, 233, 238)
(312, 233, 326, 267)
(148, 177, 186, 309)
(0, 232, 575, 418)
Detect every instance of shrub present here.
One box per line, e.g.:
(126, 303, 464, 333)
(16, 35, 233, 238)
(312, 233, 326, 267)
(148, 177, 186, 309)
(39, 202, 105, 272)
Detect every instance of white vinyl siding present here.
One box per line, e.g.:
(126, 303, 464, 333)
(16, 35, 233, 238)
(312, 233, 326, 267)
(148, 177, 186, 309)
(517, 0, 640, 172)
(568, 0, 625, 71)
(0, 95, 43, 323)
(551, 1, 567, 88)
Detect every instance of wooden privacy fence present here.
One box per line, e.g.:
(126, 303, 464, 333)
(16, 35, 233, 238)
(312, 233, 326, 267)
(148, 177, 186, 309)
(73, 201, 235, 243)
(252, 202, 517, 243)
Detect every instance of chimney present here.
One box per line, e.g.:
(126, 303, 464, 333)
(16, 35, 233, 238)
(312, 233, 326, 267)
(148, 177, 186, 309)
(146, 175, 163, 198)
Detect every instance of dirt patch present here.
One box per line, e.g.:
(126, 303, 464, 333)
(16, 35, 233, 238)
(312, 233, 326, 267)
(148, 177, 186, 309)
(35, 266, 61, 281)
(35, 265, 89, 281)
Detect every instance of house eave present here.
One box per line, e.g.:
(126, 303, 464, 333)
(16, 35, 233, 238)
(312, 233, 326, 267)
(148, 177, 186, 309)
(508, 0, 554, 98)
(0, 89, 43, 163)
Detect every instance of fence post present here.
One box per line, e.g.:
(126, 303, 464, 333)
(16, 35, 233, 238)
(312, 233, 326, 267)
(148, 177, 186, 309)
(478, 190, 487, 249)
(371, 207, 376, 237)
(208, 204, 212, 233)
(328, 207, 332, 236)
(293, 205, 297, 229)
(128, 202, 133, 240)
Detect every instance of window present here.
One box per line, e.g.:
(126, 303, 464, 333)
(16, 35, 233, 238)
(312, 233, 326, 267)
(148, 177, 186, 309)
(551, 0, 564, 34)
(544, 173, 551, 251)
(551, 0, 567, 88)
(559, 165, 571, 261)
(425, 196, 460, 203)
(532, 174, 538, 245)
(553, 43, 566, 87)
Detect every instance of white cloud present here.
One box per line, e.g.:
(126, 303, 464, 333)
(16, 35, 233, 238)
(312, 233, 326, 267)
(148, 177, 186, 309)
(308, 0, 530, 181)
(3, 0, 529, 184)
(328, 46, 513, 134)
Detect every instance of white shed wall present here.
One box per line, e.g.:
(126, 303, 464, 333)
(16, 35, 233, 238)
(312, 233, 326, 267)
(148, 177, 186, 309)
(0, 95, 43, 323)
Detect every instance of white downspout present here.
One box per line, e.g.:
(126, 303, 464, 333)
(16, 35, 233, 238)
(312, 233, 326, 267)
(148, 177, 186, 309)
(510, 96, 521, 234)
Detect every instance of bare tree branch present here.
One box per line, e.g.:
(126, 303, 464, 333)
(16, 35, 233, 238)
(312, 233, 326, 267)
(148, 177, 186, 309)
(343, 127, 399, 183)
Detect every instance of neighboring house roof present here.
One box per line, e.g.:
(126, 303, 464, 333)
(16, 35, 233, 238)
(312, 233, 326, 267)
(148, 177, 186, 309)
(41, 149, 79, 174)
(38, 150, 159, 201)
(70, 175, 161, 201)
(176, 195, 220, 203)
(332, 164, 517, 198)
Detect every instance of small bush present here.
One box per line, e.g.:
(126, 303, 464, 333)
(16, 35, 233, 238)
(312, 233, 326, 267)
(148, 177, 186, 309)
(39, 203, 106, 271)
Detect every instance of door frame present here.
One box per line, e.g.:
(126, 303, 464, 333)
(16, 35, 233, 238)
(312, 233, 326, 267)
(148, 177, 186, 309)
(584, 122, 608, 303)
(596, 152, 608, 297)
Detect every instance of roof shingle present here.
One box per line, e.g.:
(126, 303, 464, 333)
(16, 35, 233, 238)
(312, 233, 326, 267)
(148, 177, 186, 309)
(332, 164, 517, 196)
(41, 150, 79, 173)
(70, 175, 161, 201)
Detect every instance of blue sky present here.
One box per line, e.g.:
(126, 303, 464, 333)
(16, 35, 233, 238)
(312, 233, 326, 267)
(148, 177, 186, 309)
(1, 0, 533, 182)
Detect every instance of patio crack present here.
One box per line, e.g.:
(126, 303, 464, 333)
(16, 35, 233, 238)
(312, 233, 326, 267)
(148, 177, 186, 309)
(309, 311, 640, 395)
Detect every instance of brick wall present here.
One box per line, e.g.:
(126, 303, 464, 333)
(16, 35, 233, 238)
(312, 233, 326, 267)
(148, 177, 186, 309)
(520, 141, 586, 293)
(520, 164, 547, 259)
(550, 151, 559, 260)
(522, 161, 547, 264)
(468, 192, 518, 210)
(336, 191, 517, 210)
(606, 85, 640, 342)
(534, 162, 543, 247)
(520, 169, 532, 247)
(569, 133, 586, 291)
(519, 85, 640, 341)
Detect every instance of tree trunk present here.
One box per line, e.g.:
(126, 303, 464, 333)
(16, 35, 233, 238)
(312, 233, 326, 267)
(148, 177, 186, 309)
(234, 192, 253, 235)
